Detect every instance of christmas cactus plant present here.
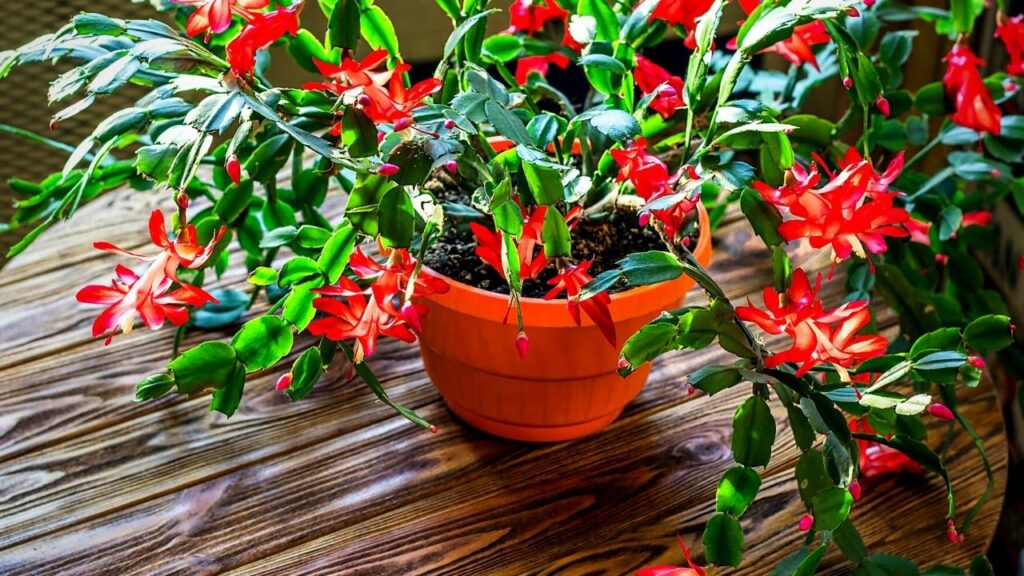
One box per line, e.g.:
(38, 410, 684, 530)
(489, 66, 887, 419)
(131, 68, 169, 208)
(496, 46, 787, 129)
(1, 0, 1022, 572)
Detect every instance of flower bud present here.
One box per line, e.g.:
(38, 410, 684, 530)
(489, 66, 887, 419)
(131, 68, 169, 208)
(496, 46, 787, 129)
(638, 212, 652, 227)
(843, 76, 854, 89)
(990, 169, 1002, 178)
(969, 355, 986, 369)
(864, 0, 875, 5)
(176, 191, 190, 211)
(617, 356, 630, 370)
(798, 514, 814, 532)
(515, 331, 529, 360)
(443, 160, 459, 174)
(49, 118, 60, 131)
(429, 424, 438, 434)
(876, 95, 890, 117)
(946, 520, 960, 544)
(849, 480, 862, 501)
(928, 403, 954, 421)
(275, 372, 292, 392)
(443, 118, 457, 130)
(358, 94, 372, 107)
(846, 7, 860, 16)
(376, 163, 400, 177)
(393, 117, 412, 131)
(659, 84, 678, 97)
(401, 301, 423, 333)
(225, 154, 242, 186)
(934, 253, 948, 265)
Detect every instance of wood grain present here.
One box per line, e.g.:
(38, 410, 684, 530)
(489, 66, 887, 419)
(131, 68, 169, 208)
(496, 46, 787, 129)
(0, 187, 1007, 575)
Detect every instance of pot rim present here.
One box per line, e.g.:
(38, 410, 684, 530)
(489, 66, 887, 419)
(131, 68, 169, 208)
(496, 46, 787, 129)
(421, 203, 712, 308)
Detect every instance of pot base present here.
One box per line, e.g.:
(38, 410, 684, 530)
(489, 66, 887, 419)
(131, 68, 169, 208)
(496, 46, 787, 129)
(444, 398, 622, 443)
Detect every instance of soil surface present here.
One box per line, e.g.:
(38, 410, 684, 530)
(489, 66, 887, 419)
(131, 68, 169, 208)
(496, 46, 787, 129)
(423, 210, 689, 298)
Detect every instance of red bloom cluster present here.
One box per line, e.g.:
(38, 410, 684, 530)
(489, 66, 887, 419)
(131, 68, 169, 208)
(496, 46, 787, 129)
(77, 210, 225, 344)
(996, 14, 1024, 76)
(943, 44, 1002, 135)
(470, 205, 549, 281)
(173, 0, 269, 38)
(515, 52, 571, 85)
(650, 0, 714, 49)
(305, 50, 443, 126)
(755, 151, 909, 265)
(545, 260, 616, 346)
(735, 1, 831, 68)
(308, 247, 449, 362)
(507, 0, 583, 51)
(635, 56, 685, 119)
(611, 138, 698, 241)
(736, 269, 888, 376)
(226, 4, 300, 77)
(849, 417, 924, 479)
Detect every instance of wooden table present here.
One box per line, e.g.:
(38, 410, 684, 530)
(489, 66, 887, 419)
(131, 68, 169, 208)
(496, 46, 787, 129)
(0, 188, 1008, 575)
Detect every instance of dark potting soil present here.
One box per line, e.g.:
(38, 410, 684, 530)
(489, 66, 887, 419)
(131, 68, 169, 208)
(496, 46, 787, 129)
(422, 209, 691, 298)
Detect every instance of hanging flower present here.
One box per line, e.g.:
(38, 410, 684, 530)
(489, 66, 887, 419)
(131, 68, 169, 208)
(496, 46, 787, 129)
(943, 44, 1002, 135)
(635, 56, 685, 119)
(173, 0, 269, 38)
(996, 14, 1024, 76)
(850, 417, 924, 479)
(737, 269, 887, 376)
(470, 205, 551, 281)
(545, 260, 616, 346)
(736, 2, 831, 68)
(649, 0, 715, 49)
(305, 52, 441, 126)
(309, 278, 419, 362)
(226, 4, 301, 77)
(636, 534, 706, 576)
(611, 139, 700, 241)
(346, 247, 450, 317)
(515, 52, 571, 84)
(758, 154, 909, 265)
(76, 210, 225, 344)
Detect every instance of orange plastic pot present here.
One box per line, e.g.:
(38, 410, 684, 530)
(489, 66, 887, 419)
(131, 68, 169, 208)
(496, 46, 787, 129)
(417, 205, 712, 442)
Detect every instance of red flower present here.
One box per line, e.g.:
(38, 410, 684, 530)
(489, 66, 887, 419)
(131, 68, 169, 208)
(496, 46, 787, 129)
(507, 0, 581, 51)
(346, 246, 449, 317)
(850, 417, 924, 479)
(77, 210, 224, 344)
(636, 534, 705, 576)
(961, 210, 993, 228)
(610, 139, 698, 241)
(226, 4, 300, 77)
(470, 205, 550, 281)
(650, 0, 715, 49)
(305, 51, 441, 125)
(758, 154, 909, 265)
(309, 278, 419, 362)
(737, 2, 830, 68)
(515, 52, 571, 84)
(737, 269, 887, 376)
(173, 0, 269, 38)
(905, 217, 932, 245)
(996, 14, 1024, 76)
(545, 260, 616, 346)
(635, 56, 685, 119)
(943, 44, 1002, 135)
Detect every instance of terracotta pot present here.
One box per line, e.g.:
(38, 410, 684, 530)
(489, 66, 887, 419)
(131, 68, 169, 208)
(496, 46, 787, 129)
(417, 205, 712, 442)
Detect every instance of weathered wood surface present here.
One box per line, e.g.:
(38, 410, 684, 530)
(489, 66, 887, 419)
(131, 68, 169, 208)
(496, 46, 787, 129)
(0, 187, 1007, 575)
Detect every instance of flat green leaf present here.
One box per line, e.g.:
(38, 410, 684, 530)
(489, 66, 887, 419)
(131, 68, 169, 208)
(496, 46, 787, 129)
(702, 512, 744, 567)
(135, 373, 175, 401)
(732, 396, 776, 468)
(232, 316, 294, 372)
(342, 106, 379, 158)
(812, 486, 853, 531)
(964, 314, 1013, 354)
(286, 347, 325, 401)
(716, 466, 762, 516)
(248, 266, 279, 286)
(318, 222, 357, 284)
(689, 365, 743, 395)
(541, 206, 571, 258)
(618, 251, 684, 285)
(279, 256, 321, 287)
(169, 341, 239, 394)
(210, 362, 246, 417)
(328, 0, 360, 51)
(740, 188, 784, 247)
(361, 5, 400, 57)
(378, 187, 415, 248)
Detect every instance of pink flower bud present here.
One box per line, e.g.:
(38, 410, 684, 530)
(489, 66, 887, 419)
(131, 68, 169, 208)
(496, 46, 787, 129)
(443, 160, 459, 174)
(659, 84, 678, 97)
(617, 356, 630, 370)
(638, 212, 652, 227)
(843, 77, 854, 89)
(176, 192, 190, 211)
(225, 154, 242, 186)
(928, 403, 954, 421)
(429, 424, 438, 434)
(443, 118, 457, 130)
(377, 163, 400, 177)
(990, 169, 1002, 178)
(515, 331, 529, 360)
(946, 520, 960, 544)
(847, 7, 860, 16)
(849, 480, 862, 501)
(864, 0, 875, 5)
(275, 373, 292, 392)
(934, 253, 948, 265)
(969, 355, 986, 369)
(400, 301, 423, 333)
(358, 94, 371, 106)
(798, 514, 814, 532)
(1018, 256, 1024, 271)
(681, 236, 692, 249)
(876, 95, 890, 117)
(393, 117, 412, 131)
